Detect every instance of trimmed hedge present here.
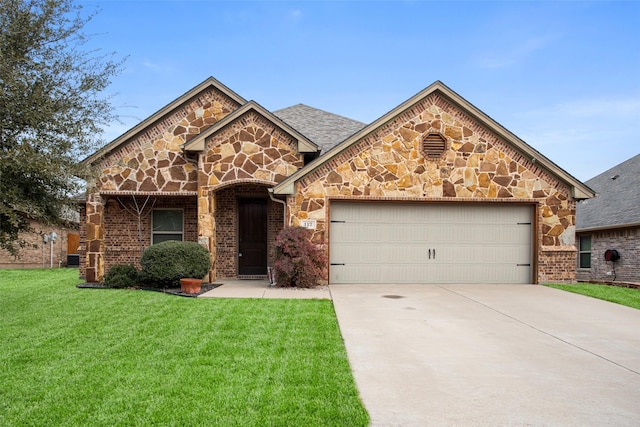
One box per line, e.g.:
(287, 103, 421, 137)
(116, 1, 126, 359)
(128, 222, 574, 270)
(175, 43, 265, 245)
(103, 264, 139, 288)
(140, 241, 210, 288)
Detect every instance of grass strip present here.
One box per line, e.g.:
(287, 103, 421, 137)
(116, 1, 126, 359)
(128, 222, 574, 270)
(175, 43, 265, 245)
(545, 282, 640, 310)
(0, 269, 368, 426)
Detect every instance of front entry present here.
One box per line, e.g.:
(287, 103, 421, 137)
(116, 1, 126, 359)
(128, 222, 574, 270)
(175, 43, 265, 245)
(238, 198, 268, 276)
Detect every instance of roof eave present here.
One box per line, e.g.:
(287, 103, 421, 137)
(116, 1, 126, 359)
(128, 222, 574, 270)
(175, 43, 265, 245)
(577, 221, 640, 233)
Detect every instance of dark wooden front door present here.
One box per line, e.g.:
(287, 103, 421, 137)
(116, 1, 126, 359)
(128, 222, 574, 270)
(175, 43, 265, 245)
(238, 198, 268, 276)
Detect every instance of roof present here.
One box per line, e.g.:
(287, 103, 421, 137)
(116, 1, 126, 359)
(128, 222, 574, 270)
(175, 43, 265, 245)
(273, 81, 595, 200)
(576, 153, 640, 231)
(273, 104, 367, 153)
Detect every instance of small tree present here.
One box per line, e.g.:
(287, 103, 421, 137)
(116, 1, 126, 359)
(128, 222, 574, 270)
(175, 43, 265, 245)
(273, 227, 327, 288)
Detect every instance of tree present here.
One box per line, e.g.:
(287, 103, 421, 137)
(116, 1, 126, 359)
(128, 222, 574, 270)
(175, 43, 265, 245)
(0, 0, 123, 255)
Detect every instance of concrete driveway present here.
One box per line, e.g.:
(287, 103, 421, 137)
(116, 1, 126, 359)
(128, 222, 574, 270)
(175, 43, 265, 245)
(330, 284, 640, 426)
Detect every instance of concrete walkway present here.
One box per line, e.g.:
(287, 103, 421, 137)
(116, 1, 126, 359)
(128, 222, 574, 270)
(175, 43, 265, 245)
(331, 284, 640, 427)
(198, 279, 331, 299)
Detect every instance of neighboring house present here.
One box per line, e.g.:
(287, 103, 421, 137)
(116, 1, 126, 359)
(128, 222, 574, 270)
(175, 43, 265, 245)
(79, 77, 594, 284)
(0, 216, 79, 269)
(576, 153, 640, 284)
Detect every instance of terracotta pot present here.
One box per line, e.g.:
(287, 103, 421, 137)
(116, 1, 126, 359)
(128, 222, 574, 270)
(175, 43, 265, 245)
(180, 278, 202, 294)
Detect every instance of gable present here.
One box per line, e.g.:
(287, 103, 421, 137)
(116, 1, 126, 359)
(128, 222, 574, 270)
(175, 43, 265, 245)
(274, 81, 594, 201)
(192, 106, 307, 189)
(85, 77, 245, 194)
(182, 101, 318, 155)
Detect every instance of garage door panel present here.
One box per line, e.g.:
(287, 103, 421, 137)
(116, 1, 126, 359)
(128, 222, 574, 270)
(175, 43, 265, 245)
(333, 243, 428, 264)
(330, 203, 533, 284)
(331, 263, 434, 284)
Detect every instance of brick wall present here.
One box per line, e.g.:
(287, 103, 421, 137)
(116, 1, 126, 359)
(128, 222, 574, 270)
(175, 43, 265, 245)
(101, 195, 198, 274)
(214, 185, 284, 278)
(538, 247, 576, 284)
(215, 187, 237, 277)
(0, 219, 78, 269)
(267, 194, 285, 267)
(576, 227, 640, 283)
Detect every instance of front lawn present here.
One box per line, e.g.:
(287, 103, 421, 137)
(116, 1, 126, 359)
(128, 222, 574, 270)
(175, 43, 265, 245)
(0, 269, 368, 426)
(545, 282, 640, 310)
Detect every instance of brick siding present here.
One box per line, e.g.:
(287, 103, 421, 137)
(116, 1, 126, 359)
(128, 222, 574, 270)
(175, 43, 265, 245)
(215, 185, 284, 278)
(0, 219, 78, 269)
(101, 196, 197, 274)
(576, 227, 640, 283)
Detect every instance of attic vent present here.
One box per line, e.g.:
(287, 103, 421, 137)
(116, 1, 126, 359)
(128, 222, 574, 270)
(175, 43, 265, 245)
(422, 133, 447, 159)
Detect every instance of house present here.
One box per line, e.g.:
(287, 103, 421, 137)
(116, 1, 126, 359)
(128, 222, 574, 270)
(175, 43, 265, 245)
(79, 77, 594, 284)
(576, 153, 640, 284)
(0, 216, 79, 269)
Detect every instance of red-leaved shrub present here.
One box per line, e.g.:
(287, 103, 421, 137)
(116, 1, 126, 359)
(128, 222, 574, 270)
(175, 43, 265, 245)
(273, 227, 327, 288)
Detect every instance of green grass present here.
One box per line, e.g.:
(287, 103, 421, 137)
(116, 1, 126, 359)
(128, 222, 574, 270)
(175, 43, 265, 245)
(545, 282, 640, 310)
(0, 269, 368, 426)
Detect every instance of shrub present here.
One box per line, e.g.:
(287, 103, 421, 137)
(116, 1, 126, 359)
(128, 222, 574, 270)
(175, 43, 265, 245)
(103, 264, 139, 288)
(273, 227, 327, 288)
(140, 240, 210, 288)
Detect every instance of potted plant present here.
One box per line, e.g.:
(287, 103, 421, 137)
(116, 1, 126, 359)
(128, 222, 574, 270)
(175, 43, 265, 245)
(179, 277, 203, 294)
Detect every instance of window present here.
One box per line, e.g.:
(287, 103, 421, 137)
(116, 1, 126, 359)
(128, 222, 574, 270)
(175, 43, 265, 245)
(578, 235, 591, 268)
(152, 210, 183, 244)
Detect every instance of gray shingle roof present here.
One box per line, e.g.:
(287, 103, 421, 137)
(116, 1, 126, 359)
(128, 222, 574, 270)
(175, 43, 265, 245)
(273, 104, 367, 153)
(576, 153, 640, 231)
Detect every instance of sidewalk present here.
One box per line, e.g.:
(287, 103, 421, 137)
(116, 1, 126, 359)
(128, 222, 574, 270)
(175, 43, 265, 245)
(199, 280, 331, 300)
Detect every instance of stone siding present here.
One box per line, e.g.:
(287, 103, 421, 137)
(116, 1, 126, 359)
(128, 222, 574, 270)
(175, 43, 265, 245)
(196, 111, 304, 279)
(79, 204, 87, 278)
(95, 87, 240, 194)
(289, 93, 577, 283)
(199, 111, 304, 188)
(576, 227, 640, 283)
(84, 103, 303, 282)
(84, 87, 241, 282)
(84, 192, 104, 282)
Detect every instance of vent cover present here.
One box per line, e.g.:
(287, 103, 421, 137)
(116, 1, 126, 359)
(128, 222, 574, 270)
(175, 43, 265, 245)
(422, 133, 447, 158)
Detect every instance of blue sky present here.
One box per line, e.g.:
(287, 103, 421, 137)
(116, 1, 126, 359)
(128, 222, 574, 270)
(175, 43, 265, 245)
(80, 0, 640, 181)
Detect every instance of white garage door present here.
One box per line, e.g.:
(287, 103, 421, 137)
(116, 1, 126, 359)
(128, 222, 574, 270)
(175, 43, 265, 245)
(329, 202, 533, 284)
